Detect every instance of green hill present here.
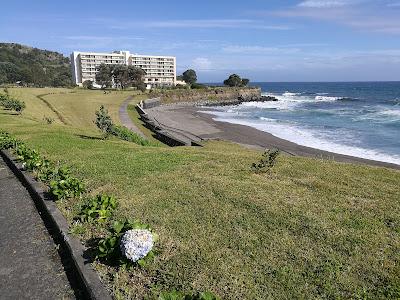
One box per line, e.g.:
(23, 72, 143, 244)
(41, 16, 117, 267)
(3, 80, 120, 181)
(0, 43, 72, 87)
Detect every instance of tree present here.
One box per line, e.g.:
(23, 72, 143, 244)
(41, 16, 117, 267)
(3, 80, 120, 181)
(95, 105, 114, 138)
(182, 69, 197, 85)
(127, 66, 146, 86)
(95, 64, 112, 89)
(0, 62, 21, 83)
(223, 74, 250, 87)
(111, 65, 130, 89)
(82, 80, 93, 89)
(241, 78, 250, 86)
(0, 43, 72, 87)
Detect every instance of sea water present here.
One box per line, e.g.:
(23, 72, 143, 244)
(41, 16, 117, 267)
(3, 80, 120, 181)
(205, 82, 400, 165)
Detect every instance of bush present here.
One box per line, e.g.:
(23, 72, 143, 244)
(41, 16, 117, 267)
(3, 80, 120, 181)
(95, 106, 157, 146)
(191, 83, 207, 89)
(15, 144, 45, 171)
(82, 80, 94, 89)
(3, 132, 85, 200)
(136, 82, 147, 92)
(0, 93, 25, 113)
(111, 125, 153, 146)
(97, 219, 155, 266)
(77, 194, 117, 223)
(49, 171, 85, 200)
(223, 74, 250, 87)
(95, 105, 114, 138)
(251, 148, 280, 173)
(43, 116, 54, 124)
(0, 131, 19, 150)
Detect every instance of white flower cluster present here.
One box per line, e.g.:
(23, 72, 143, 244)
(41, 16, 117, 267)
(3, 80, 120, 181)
(120, 229, 154, 262)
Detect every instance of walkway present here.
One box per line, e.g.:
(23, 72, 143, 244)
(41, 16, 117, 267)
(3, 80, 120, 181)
(119, 96, 146, 138)
(0, 156, 77, 299)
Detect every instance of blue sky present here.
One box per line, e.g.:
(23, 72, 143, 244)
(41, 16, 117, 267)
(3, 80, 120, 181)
(1, 0, 400, 82)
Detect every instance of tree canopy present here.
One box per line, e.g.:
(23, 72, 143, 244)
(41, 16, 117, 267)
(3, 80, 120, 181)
(95, 63, 146, 90)
(182, 69, 197, 85)
(95, 64, 112, 89)
(0, 43, 73, 87)
(223, 74, 250, 87)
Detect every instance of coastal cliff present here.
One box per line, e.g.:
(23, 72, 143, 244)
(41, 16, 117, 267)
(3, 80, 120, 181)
(150, 87, 262, 105)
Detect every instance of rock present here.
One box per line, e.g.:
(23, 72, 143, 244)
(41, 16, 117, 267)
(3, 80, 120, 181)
(120, 229, 154, 262)
(260, 95, 278, 102)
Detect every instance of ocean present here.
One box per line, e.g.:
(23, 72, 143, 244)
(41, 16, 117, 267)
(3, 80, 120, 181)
(204, 82, 400, 165)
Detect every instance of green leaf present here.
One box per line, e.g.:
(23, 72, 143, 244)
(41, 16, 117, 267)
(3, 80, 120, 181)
(113, 220, 125, 233)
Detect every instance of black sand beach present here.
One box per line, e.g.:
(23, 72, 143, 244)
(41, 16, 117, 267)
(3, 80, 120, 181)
(146, 104, 400, 170)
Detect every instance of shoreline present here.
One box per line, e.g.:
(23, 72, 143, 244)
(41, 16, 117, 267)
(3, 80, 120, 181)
(146, 104, 400, 170)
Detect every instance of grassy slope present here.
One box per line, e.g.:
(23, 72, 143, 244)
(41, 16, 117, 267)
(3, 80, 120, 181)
(1, 88, 399, 299)
(8, 88, 138, 127)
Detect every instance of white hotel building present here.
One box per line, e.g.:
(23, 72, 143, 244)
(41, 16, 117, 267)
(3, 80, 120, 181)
(70, 50, 176, 87)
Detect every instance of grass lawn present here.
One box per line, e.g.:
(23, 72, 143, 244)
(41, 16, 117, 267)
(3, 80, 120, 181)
(8, 87, 139, 128)
(1, 88, 399, 299)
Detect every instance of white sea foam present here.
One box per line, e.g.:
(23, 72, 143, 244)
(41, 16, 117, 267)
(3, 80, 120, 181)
(315, 95, 342, 101)
(282, 91, 300, 96)
(380, 109, 400, 118)
(353, 107, 400, 123)
(245, 92, 313, 110)
(247, 91, 344, 110)
(201, 110, 400, 165)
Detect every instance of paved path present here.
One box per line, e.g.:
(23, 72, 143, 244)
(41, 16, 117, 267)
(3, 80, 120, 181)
(119, 96, 146, 138)
(0, 157, 77, 299)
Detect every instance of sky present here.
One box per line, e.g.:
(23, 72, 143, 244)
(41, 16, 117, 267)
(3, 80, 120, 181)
(1, 0, 400, 82)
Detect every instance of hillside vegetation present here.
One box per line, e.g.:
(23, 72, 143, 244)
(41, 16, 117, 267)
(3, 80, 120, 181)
(0, 43, 72, 87)
(1, 88, 399, 299)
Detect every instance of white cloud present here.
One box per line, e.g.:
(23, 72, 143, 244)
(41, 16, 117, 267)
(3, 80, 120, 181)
(297, 0, 355, 8)
(269, 1, 400, 34)
(192, 57, 212, 71)
(222, 45, 300, 55)
(65, 36, 144, 41)
(91, 18, 292, 31)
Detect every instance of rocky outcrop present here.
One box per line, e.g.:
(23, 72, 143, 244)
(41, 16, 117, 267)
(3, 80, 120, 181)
(148, 87, 279, 107)
(152, 87, 262, 104)
(202, 94, 278, 107)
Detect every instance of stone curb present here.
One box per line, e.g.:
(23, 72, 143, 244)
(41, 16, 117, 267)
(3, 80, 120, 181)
(0, 150, 112, 300)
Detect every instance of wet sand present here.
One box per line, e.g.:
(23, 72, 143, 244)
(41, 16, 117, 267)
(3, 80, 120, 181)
(147, 104, 400, 170)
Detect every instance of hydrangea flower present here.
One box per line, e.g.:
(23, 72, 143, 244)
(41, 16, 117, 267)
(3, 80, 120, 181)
(120, 229, 154, 262)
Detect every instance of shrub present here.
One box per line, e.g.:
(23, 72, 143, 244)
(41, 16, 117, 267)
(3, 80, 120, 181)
(95, 105, 157, 146)
(95, 105, 114, 138)
(223, 74, 250, 87)
(136, 82, 147, 92)
(251, 148, 280, 173)
(97, 219, 156, 266)
(0, 131, 19, 150)
(0, 93, 25, 113)
(1, 131, 85, 201)
(111, 125, 153, 146)
(82, 80, 94, 89)
(43, 116, 54, 124)
(77, 194, 117, 223)
(191, 83, 207, 89)
(49, 173, 85, 200)
(15, 144, 44, 171)
(48, 166, 85, 200)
